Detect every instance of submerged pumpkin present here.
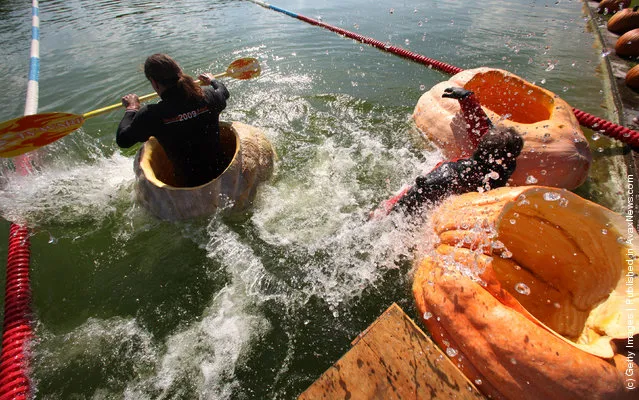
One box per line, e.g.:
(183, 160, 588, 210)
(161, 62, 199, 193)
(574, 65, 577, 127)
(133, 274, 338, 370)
(413, 68, 591, 190)
(413, 186, 638, 400)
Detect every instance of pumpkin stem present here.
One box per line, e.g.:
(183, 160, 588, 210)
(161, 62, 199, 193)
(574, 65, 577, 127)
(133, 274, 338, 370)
(443, 87, 493, 147)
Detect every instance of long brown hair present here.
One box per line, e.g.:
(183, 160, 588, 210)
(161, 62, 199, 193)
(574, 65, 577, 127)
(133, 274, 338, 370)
(144, 53, 203, 102)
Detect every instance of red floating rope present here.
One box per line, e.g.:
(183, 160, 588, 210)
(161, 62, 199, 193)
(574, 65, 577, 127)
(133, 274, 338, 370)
(0, 224, 32, 400)
(250, 0, 639, 148)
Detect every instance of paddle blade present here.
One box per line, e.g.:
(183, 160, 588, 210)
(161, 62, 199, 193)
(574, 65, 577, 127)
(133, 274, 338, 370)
(0, 112, 84, 158)
(226, 57, 261, 80)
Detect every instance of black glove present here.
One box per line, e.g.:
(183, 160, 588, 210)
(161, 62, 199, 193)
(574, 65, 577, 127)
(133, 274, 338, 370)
(442, 87, 473, 100)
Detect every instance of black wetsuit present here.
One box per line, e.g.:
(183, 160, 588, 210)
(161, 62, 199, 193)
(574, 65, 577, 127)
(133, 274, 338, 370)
(116, 81, 230, 187)
(393, 128, 524, 215)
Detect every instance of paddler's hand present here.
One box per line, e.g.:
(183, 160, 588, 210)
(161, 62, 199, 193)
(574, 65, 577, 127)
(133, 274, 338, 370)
(121, 94, 140, 112)
(198, 72, 215, 86)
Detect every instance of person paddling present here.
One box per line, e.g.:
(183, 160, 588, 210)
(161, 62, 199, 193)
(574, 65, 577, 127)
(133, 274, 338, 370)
(370, 87, 524, 218)
(116, 53, 230, 187)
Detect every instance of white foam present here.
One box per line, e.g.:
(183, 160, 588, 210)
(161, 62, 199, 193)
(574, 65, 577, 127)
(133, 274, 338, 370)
(0, 152, 135, 227)
(133, 286, 268, 399)
(33, 316, 157, 398)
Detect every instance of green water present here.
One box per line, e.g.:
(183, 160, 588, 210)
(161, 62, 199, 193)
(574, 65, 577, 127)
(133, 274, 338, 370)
(0, 0, 625, 398)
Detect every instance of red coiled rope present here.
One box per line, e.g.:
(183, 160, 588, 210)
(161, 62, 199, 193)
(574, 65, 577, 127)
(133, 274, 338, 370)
(572, 107, 639, 148)
(0, 225, 32, 400)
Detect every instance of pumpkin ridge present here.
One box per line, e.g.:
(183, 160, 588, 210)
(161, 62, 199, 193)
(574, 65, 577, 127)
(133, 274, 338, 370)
(497, 202, 619, 303)
(413, 263, 511, 399)
(494, 206, 622, 343)
(488, 258, 604, 345)
(505, 257, 563, 295)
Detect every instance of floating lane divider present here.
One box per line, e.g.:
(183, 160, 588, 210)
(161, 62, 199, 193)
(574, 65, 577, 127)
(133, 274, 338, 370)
(0, 1, 38, 399)
(246, 0, 462, 75)
(25, 3, 40, 117)
(246, 0, 639, 148)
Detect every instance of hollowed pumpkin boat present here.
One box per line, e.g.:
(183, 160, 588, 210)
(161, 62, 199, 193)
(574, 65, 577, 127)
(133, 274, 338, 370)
(413, 68, 592, 190)
(413, 186, 638, 399)
(134, 121, 275, 221)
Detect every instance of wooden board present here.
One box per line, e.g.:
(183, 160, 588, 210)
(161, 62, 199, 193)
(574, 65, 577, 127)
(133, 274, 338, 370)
(298, 303, 485, 400)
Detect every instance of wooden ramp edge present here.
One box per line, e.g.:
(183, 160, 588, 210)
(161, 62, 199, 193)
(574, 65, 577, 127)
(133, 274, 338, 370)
(298, 303, 485, 400)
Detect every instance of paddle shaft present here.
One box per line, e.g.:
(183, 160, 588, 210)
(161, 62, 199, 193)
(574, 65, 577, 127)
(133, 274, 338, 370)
(82, 71, 226, 119)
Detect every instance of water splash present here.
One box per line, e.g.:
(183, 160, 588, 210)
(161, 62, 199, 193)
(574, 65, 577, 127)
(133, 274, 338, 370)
(543, 192, 562, 202)
(514, 282, 531, 295)
(0, 152, 135, 228)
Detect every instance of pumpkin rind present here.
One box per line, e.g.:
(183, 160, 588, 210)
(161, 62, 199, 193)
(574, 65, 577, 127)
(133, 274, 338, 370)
(413, 68, 591, 190)
(626, 64, 639, 89)
(615, 28, 639, 57)
(413, 186, 638, 400)
(599, 0, 631, 15)
(607, 6, 639, 34)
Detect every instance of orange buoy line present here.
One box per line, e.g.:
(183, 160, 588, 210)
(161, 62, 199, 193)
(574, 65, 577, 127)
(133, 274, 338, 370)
(0, 1, 38, 399)
(246, 0, 639, 148)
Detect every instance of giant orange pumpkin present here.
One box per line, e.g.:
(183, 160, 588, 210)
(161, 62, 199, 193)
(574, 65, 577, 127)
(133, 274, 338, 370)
(616, 28, 639, 58)
(413, 68, 591, 190)
(413, 186, 638, 399)
(608, 6, 639, 35)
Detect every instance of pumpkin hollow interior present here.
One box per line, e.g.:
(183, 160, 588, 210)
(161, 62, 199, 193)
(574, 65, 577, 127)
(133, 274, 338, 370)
(488, 190, 628, 353)
(463, 70, 553, 124)
(140, 122, 239, 188)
